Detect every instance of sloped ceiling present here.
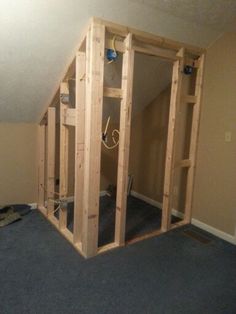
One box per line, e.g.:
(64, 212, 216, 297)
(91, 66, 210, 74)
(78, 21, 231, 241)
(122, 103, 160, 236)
(132, 0, 236, 32)
(1, 0, 236, 122)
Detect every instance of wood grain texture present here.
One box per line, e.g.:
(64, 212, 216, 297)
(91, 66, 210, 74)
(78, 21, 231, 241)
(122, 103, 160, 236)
(73, 51, 86, 244)
(115, 33, 135, 246)
(162, 48, 184, 232)
(82, 22, 105, 257)
(46, 107, 56, 217)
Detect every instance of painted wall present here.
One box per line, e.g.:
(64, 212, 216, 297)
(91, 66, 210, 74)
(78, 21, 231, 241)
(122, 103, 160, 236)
(0, 123, 38, 205)
(129, 86, 170, 203)
(192, 32, 236, 236)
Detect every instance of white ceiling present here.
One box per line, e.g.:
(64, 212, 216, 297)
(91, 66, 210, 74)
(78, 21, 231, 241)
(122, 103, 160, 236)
(0, 0, 236, 122)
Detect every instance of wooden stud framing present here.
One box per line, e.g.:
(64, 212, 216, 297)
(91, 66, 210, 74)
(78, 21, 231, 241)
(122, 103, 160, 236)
(115, 33, 135, 246)
(38, 124, 46, 208)
(133, 41, 179, 61)
(46, 107, 56, 217)
(59, 82, 69, 230)
(104, 87, 123, 99)
(81, 21, 105, 257)
(63, 108, 76, 126)
(182, 95, 197, 104)
(93, 17, 205, 55)
(184, 54, 205, 223)
(37, 17, 205, 258)
(73, 51, 86, 244)
(162, 48, 185, 232)
(175, 159, 191, 168)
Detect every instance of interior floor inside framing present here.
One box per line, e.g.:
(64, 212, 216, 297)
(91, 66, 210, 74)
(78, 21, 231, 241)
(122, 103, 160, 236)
(59, 196, 181, 247)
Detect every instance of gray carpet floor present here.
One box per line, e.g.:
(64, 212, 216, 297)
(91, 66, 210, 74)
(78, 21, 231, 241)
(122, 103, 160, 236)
(0, 210, 236, 314)
(66, 196, 180, 246)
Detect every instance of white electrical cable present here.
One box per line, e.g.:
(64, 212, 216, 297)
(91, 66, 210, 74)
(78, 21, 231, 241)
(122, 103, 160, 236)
(40, 184, 66, 214)
(102, 116, 119, 150)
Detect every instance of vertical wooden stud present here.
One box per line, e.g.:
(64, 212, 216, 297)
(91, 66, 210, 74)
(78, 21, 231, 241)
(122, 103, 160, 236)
(161, 48, 184, 231)
(59, 82, 69, 229)
(38, 124, 46, 208)
(73, 51, 86, 244)
(115, 33, 135, 246)
(184, 54, 205, 223)
(81, 22, 105, 257)
(46, 107, 56, 217)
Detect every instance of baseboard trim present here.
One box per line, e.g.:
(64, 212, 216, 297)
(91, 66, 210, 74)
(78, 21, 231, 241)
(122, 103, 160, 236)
(130, 190, 162, 209)
(36, 190, 236, 246)
(130, 190, 235, 245)
(191, 218, 236, 245)
(171, 209, 184, 219)
(130, 190, 184, 219)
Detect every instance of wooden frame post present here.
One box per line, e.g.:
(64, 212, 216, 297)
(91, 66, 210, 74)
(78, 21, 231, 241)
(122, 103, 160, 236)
(161, 48, 184, 232)
(184, 54, 205, 223)
(81, 21, 105, 257)
(38, 124, 46, 209)
(59, 82, 69, 229)
(115, 33, 135, 246)
(37, 18, 205, 257)
(73, 51, 86, 244)
(46, 107, 56, 217)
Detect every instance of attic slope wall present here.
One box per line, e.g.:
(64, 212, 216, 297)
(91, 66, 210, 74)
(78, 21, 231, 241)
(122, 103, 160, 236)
(0, 123, 38, 205)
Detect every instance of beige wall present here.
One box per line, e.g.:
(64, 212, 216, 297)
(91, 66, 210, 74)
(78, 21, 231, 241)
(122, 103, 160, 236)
(100, 86, 171, 200)
(0, 123, 38, 205)
(192, 32, 236, 236)
(129, 86, 170, 203)
(101, 135, 119, 191)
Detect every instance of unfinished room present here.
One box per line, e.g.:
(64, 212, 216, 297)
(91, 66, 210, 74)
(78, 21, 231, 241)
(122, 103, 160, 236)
(0, 1, 236, 313)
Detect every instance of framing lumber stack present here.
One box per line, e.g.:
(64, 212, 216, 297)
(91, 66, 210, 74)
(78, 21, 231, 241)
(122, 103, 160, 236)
(38, 17, 205, 258)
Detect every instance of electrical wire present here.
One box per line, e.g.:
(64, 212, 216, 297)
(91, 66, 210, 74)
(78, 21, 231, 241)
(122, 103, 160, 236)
(107, 36, 117, 64)
(40, 184, 66, 213)
(102, 116, 119, 150)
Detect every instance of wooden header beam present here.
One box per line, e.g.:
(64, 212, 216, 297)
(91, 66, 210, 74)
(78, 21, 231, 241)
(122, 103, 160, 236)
(93, 17, 205, 56)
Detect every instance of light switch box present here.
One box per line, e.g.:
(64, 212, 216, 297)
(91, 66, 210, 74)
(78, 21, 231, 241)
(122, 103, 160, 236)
(225, 131, 232, 142)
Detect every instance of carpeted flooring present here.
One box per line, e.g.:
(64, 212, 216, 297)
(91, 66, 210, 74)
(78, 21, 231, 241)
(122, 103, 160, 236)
(66, 195, 180, 246)
(0, 210, 236, 314)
